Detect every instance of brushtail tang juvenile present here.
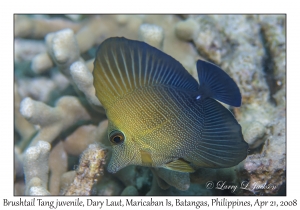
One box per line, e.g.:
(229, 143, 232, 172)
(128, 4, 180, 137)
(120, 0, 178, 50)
(93, 37, 248, 174)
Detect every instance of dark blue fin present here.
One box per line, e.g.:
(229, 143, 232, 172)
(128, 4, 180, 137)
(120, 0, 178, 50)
(188, 98, 248, 168)
(197, 60, 241, 107)
(93, 37, 199, 108)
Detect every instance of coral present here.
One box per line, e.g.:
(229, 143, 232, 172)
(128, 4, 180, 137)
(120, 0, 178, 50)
(26, 177, 51, 196)
(64, 144, 107, 195)
(17, 77, 57, 102)
(46, 29, 81, 78)
(49, 142, 68, 195)
(191, 15, 225, 64)
(31, 53, 54, 74)
(44, 28, 102, 110)
(175, 18, 199, 41)
(23, 141, 51, 195)
(70, 60, 101, 107)
(237, 115, 286, 195)
(20, 96, 91, 147)
(59, 171, 76, 194)
(14, 14, 286, 196)
(14, 83, 36, 150)
(14, 38, 46, 62)
(138, 23, 164, 49)
(63, 120, 108, 156)
(259, 15, 286, 109)
(14, 15, 82, 39)
(243, 121, 267, 149)
(260, 15, 286, 88)
(31, 28, 80, 74)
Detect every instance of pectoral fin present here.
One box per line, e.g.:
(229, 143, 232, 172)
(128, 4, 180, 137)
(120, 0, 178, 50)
(165, 159, 195, 173)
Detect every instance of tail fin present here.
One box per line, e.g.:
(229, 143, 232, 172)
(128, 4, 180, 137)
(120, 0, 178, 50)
(188, 98, 248, 168)
(197, 60, 241, 107)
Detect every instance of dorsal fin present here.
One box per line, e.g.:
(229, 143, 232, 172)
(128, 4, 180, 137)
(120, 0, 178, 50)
(197, 60, 241, 107)
(93, 37, 199, 108)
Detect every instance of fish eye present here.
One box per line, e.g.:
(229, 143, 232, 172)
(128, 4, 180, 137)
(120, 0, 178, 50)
(109, 130, 125, 145)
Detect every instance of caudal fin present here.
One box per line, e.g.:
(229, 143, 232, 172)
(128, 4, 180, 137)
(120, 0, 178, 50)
(197, 60, 241, 107)
(188, 98, 248, 168)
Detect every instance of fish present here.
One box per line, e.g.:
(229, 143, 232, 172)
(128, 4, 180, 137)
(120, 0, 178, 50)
(93, 37, 248, 174)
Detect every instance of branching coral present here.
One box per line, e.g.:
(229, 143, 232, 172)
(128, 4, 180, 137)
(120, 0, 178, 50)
(14, 14, 286, 196)
(64, 144, 107, 195)
(175, 18, 199, 41)
(20, 96, 91, 147)
(237, 115, 286, 195)
(15, 38, 46, 62)
(49, 142, 68, 195)
(14, 15, 82, 39)
(70, 60, 101, 107)
(23, 141, 51, 195)
(14, 84, 36, 149)
(63, 120, 108, 156)
(42, 28, 102, 110)
(138, 23, 164, 49)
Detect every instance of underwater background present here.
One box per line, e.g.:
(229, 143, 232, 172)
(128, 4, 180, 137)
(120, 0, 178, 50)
(14, 14, 286, 196)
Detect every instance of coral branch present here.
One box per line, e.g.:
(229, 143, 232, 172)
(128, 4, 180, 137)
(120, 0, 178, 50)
(63, 120, 108, 156)
(14, 83, 36, 149)
(15, 38, 46, 62)
(49, 142, 68, 195)
(138, 24, 164, 49)
(70, 60, 101, 106)
(35, 28, 102, 109)
(64, 144, 107, 195)
(23, 141, 51, 195)
(26, 177, 51, 195)
(20, 96, 91, 147)
(31, 53, 54, 74)
(14, 15, 82, 39)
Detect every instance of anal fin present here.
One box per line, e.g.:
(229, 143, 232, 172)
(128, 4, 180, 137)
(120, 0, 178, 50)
(165, 159, 195, 173)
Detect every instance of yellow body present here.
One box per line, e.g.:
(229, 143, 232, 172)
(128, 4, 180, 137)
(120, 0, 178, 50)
(105, 85, 198, 172)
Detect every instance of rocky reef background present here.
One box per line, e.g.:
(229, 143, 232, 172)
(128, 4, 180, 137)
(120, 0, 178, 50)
(14, 14, 286, 196)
